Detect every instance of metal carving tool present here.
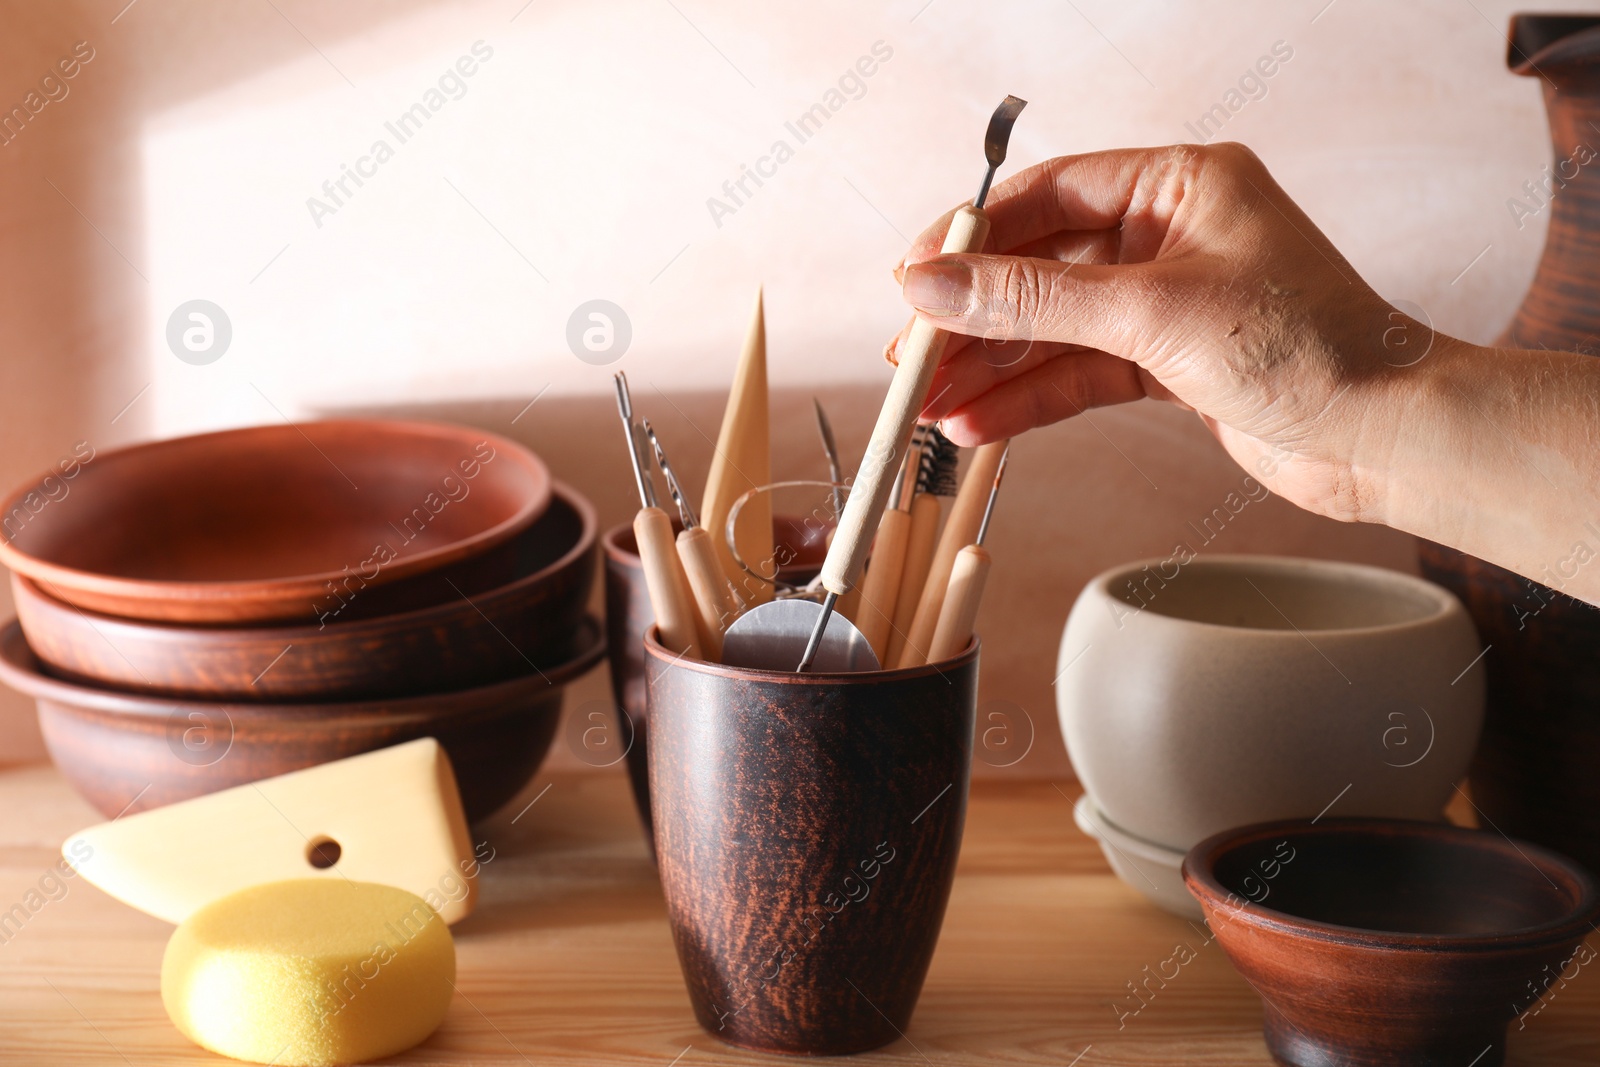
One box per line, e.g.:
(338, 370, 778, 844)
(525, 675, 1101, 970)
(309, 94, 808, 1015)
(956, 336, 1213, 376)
(643, 419, 741, 661)
(813, 397, 844, 521)
(924, 443, 1009, 662)
(614, 373, 702, 659)
(791, 94, 1027, 672)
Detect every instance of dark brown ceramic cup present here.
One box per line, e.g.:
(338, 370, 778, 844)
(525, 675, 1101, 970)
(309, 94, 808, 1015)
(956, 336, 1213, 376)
(602, 518, 832, 841)
(644, 629, 978, 1055)
(601, 523, 657, 838)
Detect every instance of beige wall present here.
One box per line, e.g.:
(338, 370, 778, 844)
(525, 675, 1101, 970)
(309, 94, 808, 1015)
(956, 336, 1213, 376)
(0, 0, 1578, 775)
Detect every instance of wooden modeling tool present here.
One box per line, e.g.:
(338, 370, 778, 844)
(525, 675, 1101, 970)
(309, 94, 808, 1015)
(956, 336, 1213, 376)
(702, 289, 773, 607)
(644, 419, 740, 661)
(898, 438, 1009, 668)
(886, 427, 959, 667)
(615, 373, 702, 660)
(926, 444, 1009, 662)
(795, 94, 1027, 672)
(853, 429, 924, 663)
(63, 738, 478, 925)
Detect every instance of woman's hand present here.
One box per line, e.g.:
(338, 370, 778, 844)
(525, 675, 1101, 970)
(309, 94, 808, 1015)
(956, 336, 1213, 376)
(889, 141, 1600, 605)
(889, 142, 1423, 525)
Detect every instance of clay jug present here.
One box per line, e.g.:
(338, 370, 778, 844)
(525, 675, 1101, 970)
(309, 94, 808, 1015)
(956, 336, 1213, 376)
(1419, 13, 1600, 875)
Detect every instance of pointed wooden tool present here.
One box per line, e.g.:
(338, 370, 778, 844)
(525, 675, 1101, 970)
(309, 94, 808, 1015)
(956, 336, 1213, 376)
(702, 289, 773, 607)
(63, 738, 478, 925)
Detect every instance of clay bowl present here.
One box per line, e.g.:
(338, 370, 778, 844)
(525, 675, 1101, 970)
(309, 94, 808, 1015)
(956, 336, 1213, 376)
(1058, 555, 1485, 858)
(0, 420, 551, 624)
(645, 627, 976, 1054)
(601, 514, 833, 839)
(0, 616, 604, 823)
(1184, 818, 1600, 1067)
(14, 483, 596, 702)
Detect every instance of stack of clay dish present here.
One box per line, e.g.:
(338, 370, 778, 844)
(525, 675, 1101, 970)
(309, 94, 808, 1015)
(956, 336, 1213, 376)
(1057, 555, 1486, 919)
(0, 420, 602, 822)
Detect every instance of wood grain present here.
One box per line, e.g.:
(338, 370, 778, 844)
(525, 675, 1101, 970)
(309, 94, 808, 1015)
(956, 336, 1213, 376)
(1, 770, 1593, 1064)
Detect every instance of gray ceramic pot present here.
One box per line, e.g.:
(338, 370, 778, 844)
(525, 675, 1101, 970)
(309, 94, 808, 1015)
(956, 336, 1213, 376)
(1057, 555, 1485, 912)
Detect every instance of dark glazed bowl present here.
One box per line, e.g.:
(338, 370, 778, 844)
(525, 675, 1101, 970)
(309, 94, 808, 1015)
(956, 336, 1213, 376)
(645, 628, 977, 1055)
(0, 420, 551, 623)
(0, 616, 605, 823)
(1183, 818, 1600, 1067)
(602, 514, 833, 841)
(14, 483, 596, 702)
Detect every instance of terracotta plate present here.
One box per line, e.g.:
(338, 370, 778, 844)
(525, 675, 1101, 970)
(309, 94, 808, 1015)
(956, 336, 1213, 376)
(0, 420, 550, 623)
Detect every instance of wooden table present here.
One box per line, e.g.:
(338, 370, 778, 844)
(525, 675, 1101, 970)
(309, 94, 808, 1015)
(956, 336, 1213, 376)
(1, 766, 1595, 1065)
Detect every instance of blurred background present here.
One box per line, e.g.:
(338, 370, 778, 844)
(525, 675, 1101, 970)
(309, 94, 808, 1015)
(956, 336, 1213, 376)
(0, 0, 1576, 775)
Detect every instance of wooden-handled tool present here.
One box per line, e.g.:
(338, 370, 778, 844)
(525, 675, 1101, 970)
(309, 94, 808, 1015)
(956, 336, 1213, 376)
(886, 427, 958, 667)
(925, 444, 1009, 662)
(795, 93, 1026, 672)
(852, 434, 923, 663)
(644, 419, 742, 661)
(614, 373, 702, 660)
(896, 438, 1008, 668)
(813, 398, 865, 625)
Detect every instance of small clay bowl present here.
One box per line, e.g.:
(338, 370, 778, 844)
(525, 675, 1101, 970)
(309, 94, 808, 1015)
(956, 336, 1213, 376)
(1184, 818, 1600, 1067)
(0, 616, 604, 823)
(14, 483, 596, 702)
(601, 514, 833, 839)
(0, 420, 551, 623)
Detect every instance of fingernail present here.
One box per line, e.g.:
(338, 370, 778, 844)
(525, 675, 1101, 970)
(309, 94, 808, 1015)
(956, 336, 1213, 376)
(902, 260, 970, 317)
(882, 339, 899, 367)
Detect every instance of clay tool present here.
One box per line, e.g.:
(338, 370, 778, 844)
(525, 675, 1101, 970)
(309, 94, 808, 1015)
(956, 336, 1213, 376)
(702, 289, 773, 607)
(794, 94, 1027, 672)
(644, 418, 741, 661)
(163, 879, 454, 1065)
(615, 373, 703, 660)
(925, 444, 1009, 662)
(897, 438, 1009, 667)
(885, 427, 959, 667)
(64, 738, 477, 925)
(813, 397, 845, 522)
(721, 594, 878, 672)
(813, 398, 864, 625)
(853, 427, 925, 663)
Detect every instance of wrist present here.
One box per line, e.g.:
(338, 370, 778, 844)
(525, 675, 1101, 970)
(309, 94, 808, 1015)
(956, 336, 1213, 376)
(1356, 335, 1503, 547)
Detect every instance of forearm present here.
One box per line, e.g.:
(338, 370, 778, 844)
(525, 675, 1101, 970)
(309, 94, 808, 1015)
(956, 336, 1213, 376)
(1371, 338, 1600, 604)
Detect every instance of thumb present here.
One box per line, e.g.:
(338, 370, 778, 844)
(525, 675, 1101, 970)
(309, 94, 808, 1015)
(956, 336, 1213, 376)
(901, 253, 1171, 360)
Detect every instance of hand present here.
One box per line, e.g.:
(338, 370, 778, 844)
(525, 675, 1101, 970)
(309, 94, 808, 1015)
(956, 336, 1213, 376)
(889, 142, 1423, 524)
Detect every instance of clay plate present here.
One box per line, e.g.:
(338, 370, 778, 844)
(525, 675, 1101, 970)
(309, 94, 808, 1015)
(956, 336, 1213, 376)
(14, 482, 595, 702)
(0, 419, 551, 623)
(0, 615, 604, 823)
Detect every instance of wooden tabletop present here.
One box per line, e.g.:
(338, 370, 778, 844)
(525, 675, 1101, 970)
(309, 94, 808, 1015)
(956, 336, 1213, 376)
(1, 765, 1595, 1065)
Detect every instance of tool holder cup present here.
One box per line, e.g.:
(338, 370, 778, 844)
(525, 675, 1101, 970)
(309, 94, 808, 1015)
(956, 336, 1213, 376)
(643, 628, 979, 1055)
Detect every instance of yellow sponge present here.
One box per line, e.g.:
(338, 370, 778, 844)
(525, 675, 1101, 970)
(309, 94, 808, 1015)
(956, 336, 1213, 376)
(161, 879, 455, 1066)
